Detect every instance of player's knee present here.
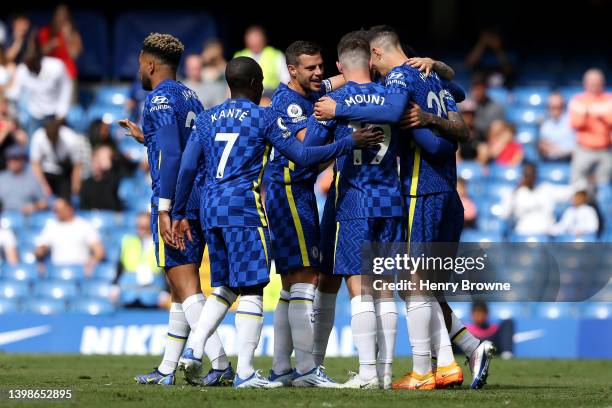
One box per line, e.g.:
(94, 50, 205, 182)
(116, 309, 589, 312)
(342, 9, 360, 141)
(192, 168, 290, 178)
(289, 267, 318, 285)
(233, 283, 266, 297)
(318, 274, 342, 293)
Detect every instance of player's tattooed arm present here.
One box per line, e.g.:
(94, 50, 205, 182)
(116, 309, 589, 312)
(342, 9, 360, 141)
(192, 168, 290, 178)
(407, 57, 455, 80)
(400, 102, 470, 143)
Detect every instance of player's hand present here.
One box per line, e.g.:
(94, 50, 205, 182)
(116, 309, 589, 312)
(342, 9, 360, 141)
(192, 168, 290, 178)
(399, 102, 430, 129)
(118, 118, 144, 143)
(314, 97, 337, 121)
(407, 57, 436, 76)
(172, 219, 192, 252)
(159, 211, 177, 249)
(352, 125, 385, 148)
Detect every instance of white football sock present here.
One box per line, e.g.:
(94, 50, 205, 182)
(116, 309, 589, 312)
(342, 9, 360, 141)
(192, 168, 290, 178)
(430, 301, 455, 367)
(272, 289, 293, 374)
(289, 283, 316, 374)
(406, 298, 433, 375)
(235, 295, 264, 379)
(192, 286, 237, 360)
(182, 293, 229, 370)
(375, 299, 397, 380)
(449, 312, 481, 357)
(351, 296, 377, 381)
(313, 290, 337, 365)
(158, 303, 189, 375)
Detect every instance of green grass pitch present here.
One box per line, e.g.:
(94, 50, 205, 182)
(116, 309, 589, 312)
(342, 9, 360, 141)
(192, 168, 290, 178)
(0, 355, 610, 407)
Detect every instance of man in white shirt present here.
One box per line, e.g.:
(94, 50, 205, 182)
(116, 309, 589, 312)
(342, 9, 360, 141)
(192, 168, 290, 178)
(550, 190, 599, 237)
(6, 41, 72, 136)
(29, 118, 82, 200)
(35, 198, 104, 276)
(538, 93, 576, 161)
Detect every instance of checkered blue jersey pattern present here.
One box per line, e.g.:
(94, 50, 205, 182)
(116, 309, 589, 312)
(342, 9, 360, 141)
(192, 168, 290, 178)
(385, 65, 459, 196)
(309, 81, 403, 221)
(141, 79, 204, 218)
(266, 83, 327, 185)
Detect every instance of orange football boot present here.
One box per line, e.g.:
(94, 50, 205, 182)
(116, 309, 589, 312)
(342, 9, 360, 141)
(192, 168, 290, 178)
(391, 371, 436, 390)
(434, 362, 464, 388)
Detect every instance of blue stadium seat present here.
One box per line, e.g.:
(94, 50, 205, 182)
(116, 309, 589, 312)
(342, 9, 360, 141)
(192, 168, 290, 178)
(512, 86, 551, 108)
(475, 198, 506, 219)
(446, 302, 471, 320)
(0, 298, 20, 313)
(94, 263, 118, 282)
(476, 216, 506, 233)
(70, 297, 115, 315)
(3, 264, 38, 282)
(94, 85, 130, 107)
(80, 210, 119, 231)
(1, 211, 24, 230)
(484, 181, 515, 201)
(457, 161, 484, 182)
(522, 142, 540, 163)
(48, 265, 85, 281)
(553, 234, 598, 243)
(28, 211, 54, 229)
(580, 303, 612, 319)
(559, 86, 583, 102)
(138, 288, 161, 308)
(487, 87, 509, 106)
(34, 280, 78, 300)
(80, 279, 114, 298)
(460, 230, 502, 243)
(537, 163, 570, 184)
(26, 298, 67, 315)
(488, 165, 522, 183)
(66, 105, 88, 133)
(515, 125, 539, 144)
(118, 137, 148, 163)
(510, 234, 550, 243)
(86, 105, 126, 125)
(488, 302, 529, 320)
(0, 279, 30, 299)
(506, 107, 546, 126)
(533, 302, 576, 319)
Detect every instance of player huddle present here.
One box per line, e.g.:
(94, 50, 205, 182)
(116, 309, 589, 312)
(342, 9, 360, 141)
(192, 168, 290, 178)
(120, 26, 495, 390)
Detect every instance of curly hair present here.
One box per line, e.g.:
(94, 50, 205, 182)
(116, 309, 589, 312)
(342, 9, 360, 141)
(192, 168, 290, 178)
(142, 33, 184, 68)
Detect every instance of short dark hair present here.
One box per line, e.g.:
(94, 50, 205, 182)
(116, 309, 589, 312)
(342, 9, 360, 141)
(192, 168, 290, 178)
(337, 30, 370, 60)
(472, 301, 488, 313)
(225, 56, 263, 91)
(142, 33, 185, 68)
(285, 41, 322, 67)
(367, 25, 401, 48)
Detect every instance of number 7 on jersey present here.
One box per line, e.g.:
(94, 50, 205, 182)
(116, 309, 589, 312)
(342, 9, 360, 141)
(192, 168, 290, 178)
(215, 132, 239, 178)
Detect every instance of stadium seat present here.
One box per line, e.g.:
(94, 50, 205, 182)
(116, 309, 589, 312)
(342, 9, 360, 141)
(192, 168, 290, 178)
(537, 163, 570, 184)
(80, 279, 114, 298)
(488, 302, 529, 320)
(476, 216, 506, 233)
(446, 302, 471, 320)
(512, 86, 551, 108)
(0, 298, 20, 313)
(34, 280, 78, 300)
(516, 125, 539, 144)
(3, 264, 38, 282)
(1, 211, 25, 230)
(559, 86, 583, 102)
(70, 297, 115, 315)
(138, 288, 161, 308)
(580, 302, 612, 319)
(118, 137, 148, 164)
(488, 165, 522, 183)
(66, 105, 88, 133)
(80, 210, 120, 231)
(28, 211, 54, 229)
(475, 198, 506, 219)
(26, 298, 67, 315)
(0, 279, 30, 300)
(94, 85, 130, 107)
(522, 142, 540, 163)
(509, 234, 550, 243)
(94, 263, 118, 282)
(457, 161, 485, 182)
(460, 230, 502, 243)
(553, 234, 598, 243)
(48, 265, 86, 281)
(86, 105, 126, 126)
(487, 87, 509, 106)
(484, 181, 515, 201)
(506, 107, 546, 126)
(533, 302, 576, 319)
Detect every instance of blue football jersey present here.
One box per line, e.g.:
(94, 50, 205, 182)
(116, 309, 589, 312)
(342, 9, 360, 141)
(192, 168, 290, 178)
(308, 81, 403, 221)
(385, 65, 458, 196)
(266, 82, 330, 185)
(141, 79, 204, 218)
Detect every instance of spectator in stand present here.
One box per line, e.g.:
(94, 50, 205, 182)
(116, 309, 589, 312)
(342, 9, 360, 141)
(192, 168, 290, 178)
(5, 14, 31, 65)
(0, 97, 28, 170)
(110, 212, 167, 308)
(0, 201, 19, 264)
(549, 190, 599, 238)
(182, 53, 207, 102)
(466, 302, 514, 359)
(87, 119, 116, 150)
(502, 163, 574, 236)
(477, 119, 523, 166)
(457, 98, 481, 160)
(568, 68, 612, 185)
(79, 145, 123, 211)
(126, 79, 149, 124)
(538, 92, 576, 162)
(200, 39, 228, 108)
(470, 74, 505, 138)
(0, 45, 10, 89)
(466, 28, 515, 87)
(38, 4, 82, 81)
(6, 36, 72, 136)
(34, 198, 104, 276)
(0, 145, 47, 214)
(29, 117, 82, 200)
(234, 26, 289, 102)
(457, 177, 477, 229)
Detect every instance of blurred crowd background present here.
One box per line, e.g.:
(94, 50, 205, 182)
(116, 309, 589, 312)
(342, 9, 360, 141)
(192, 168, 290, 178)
(0, 2, 610, 326)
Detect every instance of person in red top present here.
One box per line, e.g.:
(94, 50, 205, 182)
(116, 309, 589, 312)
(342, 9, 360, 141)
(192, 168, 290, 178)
(568, 68, 612, 184)
(38, 4, 82, 79)
(477, 119, 524, 166)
